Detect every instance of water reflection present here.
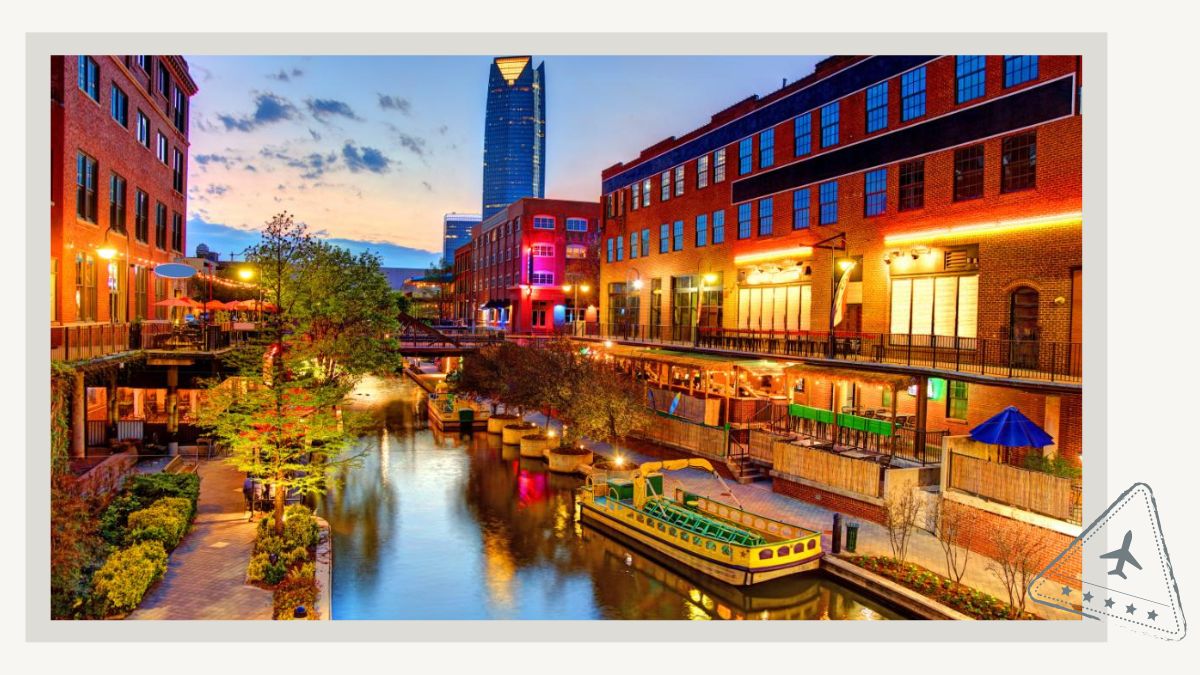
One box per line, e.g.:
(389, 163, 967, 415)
(321, 377, 903, 620)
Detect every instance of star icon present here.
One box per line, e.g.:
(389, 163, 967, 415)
(1061, 585, 1072, 596)
(1083, 591, 1094, 603)
(1147, 610, 1158, 621)
(1126, 603, 1137, 615)
(1104, 597, 1115, 608)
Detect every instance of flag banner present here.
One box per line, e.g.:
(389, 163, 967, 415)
(832, 263, 854, 327)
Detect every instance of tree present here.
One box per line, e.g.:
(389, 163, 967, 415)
(529, 339, 593, 441)
(987, 520, 1050, 618)
(200, 213, 365, 535)
(566, 358, 651, 450)
(926, 494, 976, 583)
(882, 489, 921, 563)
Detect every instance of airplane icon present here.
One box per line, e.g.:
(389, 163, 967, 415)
(1100, 529, 1143, 580)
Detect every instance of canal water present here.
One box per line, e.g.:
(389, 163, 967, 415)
(319, 376, 904, 620)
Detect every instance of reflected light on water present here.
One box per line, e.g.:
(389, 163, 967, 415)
(379, 427, 390, 487)
(482, 529, 517, 617)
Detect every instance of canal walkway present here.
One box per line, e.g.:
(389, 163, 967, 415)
(522, 410, 1073, 621)
(128, 461, 273, 620)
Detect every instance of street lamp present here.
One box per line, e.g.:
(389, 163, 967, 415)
(694, 271, 719, 345)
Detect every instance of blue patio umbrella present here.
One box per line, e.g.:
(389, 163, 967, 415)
(969, 406, 1054, 448)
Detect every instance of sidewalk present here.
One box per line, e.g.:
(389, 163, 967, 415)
(128, 460, 273, 620)
(524, 411, 1074, 621)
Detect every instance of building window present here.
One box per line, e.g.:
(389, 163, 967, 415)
(659, 223, 669, 253)
(738, 137, 753, 175)
(898, 159, 925, 211)
(616, 236, 624, 261)
(890, 275, 979, 340)
(75, 152, 98, 223)
(75, 253, 97, 321)
(819, 181, 838, 225)
(659, 171, 670, 201)
(673, 165, 685, 196)
(714, 148, 726, 183)
(531, 300, 548, 328)
(792, 189, 810, 229)
(956, 55, 986, 104)
(712, 210, 725, 244)
(531, 243, 554, 257)
(155, 202, 168, 250)
(672, 220, 684, 251)
(947, 380, 969, 421)
(77, 56, 99, 102)
(172, 87, 188, 133)
(134, 189, 149, 242)
(110, 85, 129, 127)
(157, 61, 171, 95)
(565, 217, 588, 232)
(1001, 132, 1037, 193)
(617, 190, 625, 216)
(953, 145, 985, 201)
(759, 129, 774, 169)
(758, 198, 773, 235)
(171, 212, 183, 252)
(696, 214, 708, 247)
(605, 194, 614, 218)
(865, 82, 888, 133)
(642, 178, 652, 206)
(737, 203, 752, 239)
(629, 231, 638, 259)
(697, 154, 709, 189)
(631, 182, 639, 210)
(864, 168, 887, 217)
(136, 111, 150, 149)
(531, 271, 554, 285)
(794, 112, 812, 157)
(566, 244, 586, 259)
(172, 148, 185, 193)
(820, 102, 840, 148)
(605, 238, 613, 263)
(109, 173, 127, 233)
(1004, 56, 1039, 87)
(641, 228, 650, 257)
(901, 67, 926, 121)
(156, 133, 169, 164)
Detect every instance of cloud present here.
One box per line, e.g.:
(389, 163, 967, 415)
(205, 184, 231, 196)
(421, 181, 433, 192)
(217, 92, 300, 131)
(395, 132, 428, 159)
(377, 93, 412, 115)
(437, 124, 449, 135)
(308, 128, 322, 141)
(306, 98, 362, 123)
(259, 146, 339, 179)
(341, 142, 393, 174)
(194, 153, 234, 169)
(267, 67, 304, 82)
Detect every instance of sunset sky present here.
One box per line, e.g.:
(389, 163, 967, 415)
(184, 54, 826, 267)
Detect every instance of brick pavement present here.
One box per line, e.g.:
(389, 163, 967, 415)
(524, 411, 1074, 620)
(128, 461, 273, 620)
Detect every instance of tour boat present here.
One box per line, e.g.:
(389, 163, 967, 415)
(578, 458, 823, 586)
(426, 392, 491, 431)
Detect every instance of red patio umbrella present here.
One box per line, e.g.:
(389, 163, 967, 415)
(154, 297, 197, 308)
(203, 299, 231, 311)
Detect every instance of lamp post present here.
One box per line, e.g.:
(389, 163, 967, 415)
(561, 280, 591, 336)
(695, 271, 718, 346)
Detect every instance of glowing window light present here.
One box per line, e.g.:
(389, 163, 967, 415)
(495, 57, 530, 84)
(883, 211, 1082, 245)
(733, 246, 814, 266)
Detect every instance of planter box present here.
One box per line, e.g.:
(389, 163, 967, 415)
(548, 448, 594, 474)
(520, 434, 552, 459)
(502, 423, 538, 445)
(487, 414, 520, 435)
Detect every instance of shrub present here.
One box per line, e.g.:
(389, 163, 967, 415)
(273, 574, 318, 620)
(125, 473, 200, 518)
(126, 499, 190, 551)
(91, 541, 168, 615)
(282, 546, 309, 568)
(99, 493, 146, 546)
(288, 561, 315, 583)
(283, 505, 320, 549)
(1022, 453, 1082, 480)
(247, 552, 288, 586)
(255, 535, 288, 557)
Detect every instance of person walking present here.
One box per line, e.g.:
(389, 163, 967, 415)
(242, 477, 255, 521)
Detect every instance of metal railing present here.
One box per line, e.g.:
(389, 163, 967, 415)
(588, 323, 1081, 384)
(51, 322, 132, 361)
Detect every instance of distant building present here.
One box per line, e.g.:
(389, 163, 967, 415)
(380, 267, 431, 292)
(482, 56, 545, 220)
(442, 212, 481, 264)
(194, 242, 219, 263)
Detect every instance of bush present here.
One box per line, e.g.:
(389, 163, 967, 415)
(91, 541, 168, 615)
(126, 498, 191, 551)
(255, 535, 288, 557)
(288, 561, 315, 583)
(247, 552, 288, 586)
(283, 505, 320, 549)
(125, 473, 200, 518)
(282, 546, 309, 568)
(273, 574, 318, 620)
(99, 493, 146, 546)
(1022, 453, 1082, 480)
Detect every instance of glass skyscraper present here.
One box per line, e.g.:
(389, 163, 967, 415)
(442, 212, 481, 264)
(482, 56, 545, 219)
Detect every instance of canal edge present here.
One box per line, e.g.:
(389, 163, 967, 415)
(821, 556, 973, 620)
(315, 517, 332, 621)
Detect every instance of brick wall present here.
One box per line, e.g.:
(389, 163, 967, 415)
(773, 476, 885, 524)
(954, 499, 1079, 580)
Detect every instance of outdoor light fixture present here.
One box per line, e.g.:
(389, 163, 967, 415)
(838, 260, 856, 272)
(883, 211, 1083, 245)
(631, 279, 643, 290)
(562, 284, 572, 292)
(734, 246, 814, 265)
(238, 267, 255, 281)
(580, 284, 590, 293)
(703, 272, 718, 285)
(97, 244, 117, 260)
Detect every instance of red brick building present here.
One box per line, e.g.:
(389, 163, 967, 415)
(51, 55, 198, 357)
(452, 239, 475, 325)
(465, 198, 601, 333)
(597, 55, 1083, 541)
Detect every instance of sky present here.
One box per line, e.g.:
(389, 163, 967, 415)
(185, 55, 826, 268)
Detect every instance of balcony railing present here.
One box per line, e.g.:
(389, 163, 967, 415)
(51, 323, 132, 361)
(51, 321, 247, 361)
(589, 323, 1081, 385)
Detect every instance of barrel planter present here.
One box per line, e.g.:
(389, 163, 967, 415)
(547, 446, 594, 474)
(502, 422, 538, 446)
(591, 459, 639, 481)
(487, 414, 520, 435)
(520, 433, 553, 459)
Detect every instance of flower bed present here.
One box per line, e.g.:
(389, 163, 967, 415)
(248, 504, 322, 619)
(847, 555, 1038, 620)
